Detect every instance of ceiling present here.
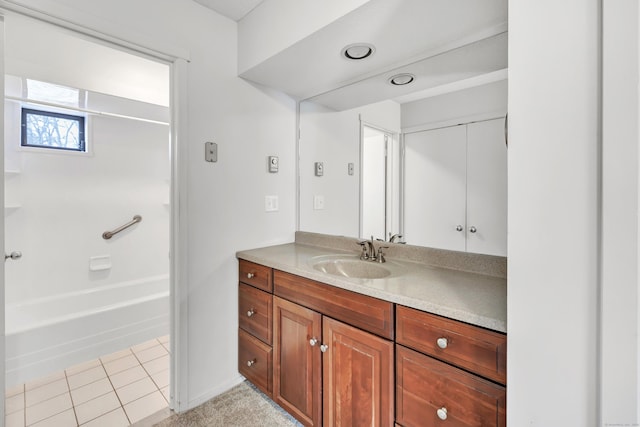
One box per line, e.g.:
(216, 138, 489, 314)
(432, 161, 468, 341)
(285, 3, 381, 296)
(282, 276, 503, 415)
(193, 0, 265, 21)
(237, 0, 508, 109)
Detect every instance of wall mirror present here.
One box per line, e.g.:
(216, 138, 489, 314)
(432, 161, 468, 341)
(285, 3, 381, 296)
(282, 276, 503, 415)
(297, 0, 508, 257)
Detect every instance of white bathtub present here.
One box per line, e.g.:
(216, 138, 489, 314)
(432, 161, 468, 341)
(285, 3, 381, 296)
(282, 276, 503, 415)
(5, 274, 169, 387)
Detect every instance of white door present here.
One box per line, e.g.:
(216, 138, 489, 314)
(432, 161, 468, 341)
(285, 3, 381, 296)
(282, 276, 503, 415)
(404, 125, 466, 250)
(362, 127, 387, 239)
(466, 118, 508, 256)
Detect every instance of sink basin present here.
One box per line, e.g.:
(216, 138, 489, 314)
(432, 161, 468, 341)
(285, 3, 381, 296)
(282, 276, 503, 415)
(311, 256, 391, 279)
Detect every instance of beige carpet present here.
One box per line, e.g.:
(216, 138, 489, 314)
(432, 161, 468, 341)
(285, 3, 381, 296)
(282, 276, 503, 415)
(153, 382, 302, 426)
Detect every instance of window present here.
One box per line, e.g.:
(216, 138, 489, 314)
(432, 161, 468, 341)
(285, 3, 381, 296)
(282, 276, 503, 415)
(21, 108, 86, 152)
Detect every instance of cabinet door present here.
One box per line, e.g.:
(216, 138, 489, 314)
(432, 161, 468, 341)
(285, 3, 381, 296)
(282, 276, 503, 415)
(466, 119, 507, 256)
(404, 126, 467, 250)
(273, 297, 322, 427)
(323, 317, 394, 427)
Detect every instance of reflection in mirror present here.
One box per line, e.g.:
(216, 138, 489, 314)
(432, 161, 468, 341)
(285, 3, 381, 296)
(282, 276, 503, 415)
(361, 125, 400, 241)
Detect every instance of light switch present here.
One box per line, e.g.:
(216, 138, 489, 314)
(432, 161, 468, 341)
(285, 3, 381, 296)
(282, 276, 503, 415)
(268, 156, 279, 173)
(348, 163, 354, 175)
(265, 195, 279, 212)
(315, 162, 324, 176)
(314, 195, 325, 210)
(205, 142, 217, 162)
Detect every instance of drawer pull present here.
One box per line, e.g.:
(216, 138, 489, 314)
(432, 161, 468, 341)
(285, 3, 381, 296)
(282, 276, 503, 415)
(437, 407, 448, 420)
(247, 359, 256, 367)
(246, 309, 255, 317)
(309, 338, 318, 346)
(320, 344, 329, 353)
(436, 337, 448, 349)
(247, 272, 255, 279)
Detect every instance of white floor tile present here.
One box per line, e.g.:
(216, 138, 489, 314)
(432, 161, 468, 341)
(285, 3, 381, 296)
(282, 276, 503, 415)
(133, 345, 168, 364)
(67, 367, 107, 391)
(131, 339, 159, 354)
(150, 370, 169, 389)
(99, 349, 132, 364)
(26, 380, 69, 408)
(79, 408, 128, 427)
(25, 372, 66, 391)
(108, 366, 148, 390)
(65, 359, 101, 377)
(103, 355, 139, 377)
(69, 378, 113, 407)
(6, 393, 25, 414)
(115, 377, 157, 405)
(74, 392, 120, 425)
(25, 393, 72, 426)
(123, 391, 167, 424)
(142, 354, 169, 375)
(5, 409, 25, 427)
(30, 408, 76, 427)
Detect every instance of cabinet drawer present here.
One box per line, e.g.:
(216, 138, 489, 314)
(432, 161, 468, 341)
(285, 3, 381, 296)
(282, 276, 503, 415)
(274, 270, 394, 340)
(238, 329, 272, 397)
(239, 283, 272, 345)
(239, 259, 272, 292)
(396, 305, 506, 384)
(396, 345, 506, 427)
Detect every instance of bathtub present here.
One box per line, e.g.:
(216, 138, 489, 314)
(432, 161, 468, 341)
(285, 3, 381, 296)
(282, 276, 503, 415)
(5, 274, 170, 387)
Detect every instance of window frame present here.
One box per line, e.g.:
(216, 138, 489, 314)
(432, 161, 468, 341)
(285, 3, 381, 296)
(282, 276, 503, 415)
(20, 107, 87, 152)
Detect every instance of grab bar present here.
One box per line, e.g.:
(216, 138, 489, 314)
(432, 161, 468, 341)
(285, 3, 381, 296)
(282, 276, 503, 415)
(102, 215, 142, 240)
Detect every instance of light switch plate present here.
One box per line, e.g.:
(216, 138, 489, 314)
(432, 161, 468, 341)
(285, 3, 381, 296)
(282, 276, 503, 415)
(205, 142, 217, 162)
(268, 156, 279, 173)
(265, 195, 279, 212)
(315, 162, 324, 176)
(348, 163, 354, 175)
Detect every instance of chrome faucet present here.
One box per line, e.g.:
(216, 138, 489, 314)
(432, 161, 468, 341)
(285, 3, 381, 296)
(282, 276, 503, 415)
(357, 236, 388, 263)
(388, 233, 405, 244)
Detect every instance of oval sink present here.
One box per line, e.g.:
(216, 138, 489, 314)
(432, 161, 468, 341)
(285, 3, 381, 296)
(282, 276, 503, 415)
(312, 258, 391, 279)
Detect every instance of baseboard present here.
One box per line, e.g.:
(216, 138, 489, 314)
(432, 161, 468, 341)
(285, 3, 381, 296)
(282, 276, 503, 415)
(184, 375, 245, 412)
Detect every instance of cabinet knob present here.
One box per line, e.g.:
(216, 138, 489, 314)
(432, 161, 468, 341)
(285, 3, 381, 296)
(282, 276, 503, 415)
(309, 338, 318, 346)
(247, 359, 256, 367)
(455, 225, 463, 232)
(437, 407, 448, 420)
(320, 344, 329, 353)
(436, 337, 448, 349)
(469, 226, 477, 234)
(246, 309, 255, 317)
(247, 272, 255, 279)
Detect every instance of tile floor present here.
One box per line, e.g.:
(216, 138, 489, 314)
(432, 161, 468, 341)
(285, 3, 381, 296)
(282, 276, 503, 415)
(5, 336, 170, 427)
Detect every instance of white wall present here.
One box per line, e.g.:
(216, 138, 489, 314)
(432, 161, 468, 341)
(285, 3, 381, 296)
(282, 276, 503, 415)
(4, 82, 169, 306)
(508, 1, 599, 426)
(299, 100, 400, 237)
(1, 0, 298, 410)
(602, 0, 639, 423)
(401, 79, 507, 130)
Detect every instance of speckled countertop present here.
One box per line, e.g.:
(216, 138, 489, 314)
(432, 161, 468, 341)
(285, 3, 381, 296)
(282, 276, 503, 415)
(237, 234, 507, 333)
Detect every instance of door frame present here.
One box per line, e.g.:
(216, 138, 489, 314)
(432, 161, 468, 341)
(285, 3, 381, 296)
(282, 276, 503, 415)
(0, 8, 190, 412)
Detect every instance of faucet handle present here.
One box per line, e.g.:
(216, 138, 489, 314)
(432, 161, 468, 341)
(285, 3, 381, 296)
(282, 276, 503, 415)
(357, 241, 369, 260)
(375, 246, 389, 263)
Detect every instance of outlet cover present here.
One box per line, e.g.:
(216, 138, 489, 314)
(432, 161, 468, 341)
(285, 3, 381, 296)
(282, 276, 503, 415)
(313, 195, 325, 210)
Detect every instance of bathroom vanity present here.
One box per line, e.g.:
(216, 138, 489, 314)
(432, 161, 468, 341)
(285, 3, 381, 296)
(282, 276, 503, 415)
(237, 233, 506, 427)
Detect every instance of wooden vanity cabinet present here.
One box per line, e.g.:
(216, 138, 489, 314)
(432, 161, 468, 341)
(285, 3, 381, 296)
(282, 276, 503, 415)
(238, 260, 274, 397)
(395, 305, 506, 427)
(273, 272, 394, 427)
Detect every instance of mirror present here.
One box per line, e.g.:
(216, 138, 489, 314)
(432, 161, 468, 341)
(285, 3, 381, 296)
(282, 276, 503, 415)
(297, 1, 508, 256)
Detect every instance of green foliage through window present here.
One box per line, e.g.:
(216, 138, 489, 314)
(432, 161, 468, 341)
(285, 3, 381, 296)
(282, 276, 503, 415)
(21, 108, 86, 152)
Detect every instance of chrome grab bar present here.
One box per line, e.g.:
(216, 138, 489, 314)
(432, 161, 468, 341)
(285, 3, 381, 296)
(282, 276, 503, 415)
(102, 215, 142, 240)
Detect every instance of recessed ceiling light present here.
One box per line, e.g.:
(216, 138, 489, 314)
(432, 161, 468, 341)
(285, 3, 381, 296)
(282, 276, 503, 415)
(341, 43, 375, 60)
(389, 73, 415, 86)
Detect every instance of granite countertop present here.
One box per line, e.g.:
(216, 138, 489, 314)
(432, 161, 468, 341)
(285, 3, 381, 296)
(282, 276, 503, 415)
(237, 240, 507, 333)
